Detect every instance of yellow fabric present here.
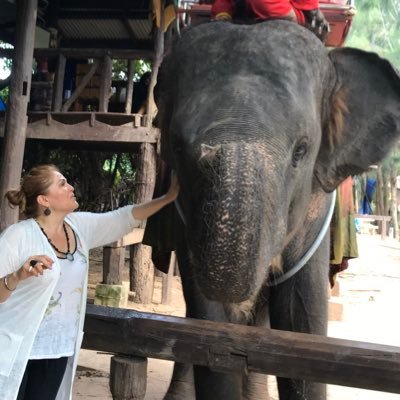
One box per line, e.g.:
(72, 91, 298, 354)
(153, 0, 176, 31)
(330, 183, 359, 264)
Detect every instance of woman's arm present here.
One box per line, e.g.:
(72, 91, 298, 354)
(132, 173, 179, 221)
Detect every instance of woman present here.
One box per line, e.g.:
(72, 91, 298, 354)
(0, 164, 179, 400)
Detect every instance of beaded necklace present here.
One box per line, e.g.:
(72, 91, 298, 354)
(36, 221, 77, 261)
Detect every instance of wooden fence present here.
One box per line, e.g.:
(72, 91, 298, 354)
(83, 305, 400, 399)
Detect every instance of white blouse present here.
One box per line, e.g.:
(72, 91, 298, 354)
(30, 249, 87, 359)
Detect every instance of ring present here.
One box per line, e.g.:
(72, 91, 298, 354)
(29, 260, 38, 267)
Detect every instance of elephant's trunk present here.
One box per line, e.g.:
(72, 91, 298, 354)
(191, 142, 283, 303)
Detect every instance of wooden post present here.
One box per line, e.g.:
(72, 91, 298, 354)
(146, 0, 165, 127)
(125, 60, 134, 114)
(103, 246, 125, 285)
(110, 355, 147, 400)
(130, 143, 156, 304)
(161, 251, 175, 304)
(52, 53, 66, 111)
(99, 55, 112, 112)
(0, 0, 38, 231)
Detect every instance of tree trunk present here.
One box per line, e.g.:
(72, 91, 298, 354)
(376, 164, 385, 233)
(130, 143, 157, 303)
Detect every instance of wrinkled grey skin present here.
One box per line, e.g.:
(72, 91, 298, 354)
(155, 20, 400, 400)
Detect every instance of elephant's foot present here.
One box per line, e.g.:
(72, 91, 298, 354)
(163, 363, 195, 400)
(243, 372, 269, 400)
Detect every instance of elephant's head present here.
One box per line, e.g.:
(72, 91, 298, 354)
(156, 21, 400, 303)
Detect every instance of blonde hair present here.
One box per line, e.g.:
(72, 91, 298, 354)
(5, 164, 60, 218)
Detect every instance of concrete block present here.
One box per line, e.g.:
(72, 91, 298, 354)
(94, 282, 129, 308)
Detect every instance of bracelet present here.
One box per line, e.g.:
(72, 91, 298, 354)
(3, 275, 16, 292)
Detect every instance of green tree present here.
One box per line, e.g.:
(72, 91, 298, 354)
(346, 0, 400, 67)
(0, 41, 12, 102)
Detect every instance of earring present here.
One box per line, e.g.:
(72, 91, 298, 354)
(44, 207, 51, 216)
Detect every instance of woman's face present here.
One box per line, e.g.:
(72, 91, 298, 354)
(44, 171, 79, 214)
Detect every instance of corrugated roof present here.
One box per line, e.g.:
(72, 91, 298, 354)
(59, 19, 134, 40)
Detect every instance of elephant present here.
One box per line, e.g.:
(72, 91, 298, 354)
(152, 19, 400, 400)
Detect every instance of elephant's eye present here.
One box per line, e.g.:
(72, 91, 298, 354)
(292, 142, 308, 167)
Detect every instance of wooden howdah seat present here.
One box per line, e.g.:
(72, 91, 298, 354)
(178, 0, 356, 48)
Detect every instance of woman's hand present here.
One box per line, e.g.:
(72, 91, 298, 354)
(131, 172, 180, 221)
(1, 255, 54, 302)
(16, 255, 54, 281)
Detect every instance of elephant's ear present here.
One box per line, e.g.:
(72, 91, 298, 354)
(315, 47, 400, 192)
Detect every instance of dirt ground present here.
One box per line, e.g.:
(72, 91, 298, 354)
(73, 234, 400, 400)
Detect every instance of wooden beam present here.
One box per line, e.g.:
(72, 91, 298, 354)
(83, 305, 400, 394)
(52, 54, 66, 111)
(125, 60, 134, 114)
(59, 39, 152, 52)
(99, 55, 113, 112)
(23, 119, 159, 143)
(61, 61, 99, 112)
(0, 0, 38, 231)
(1, 48, 153, 60)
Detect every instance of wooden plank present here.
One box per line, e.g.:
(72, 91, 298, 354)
(355, 214, 391, 240)
(22, 119, 159, 143)
(119, 228, 145, 247)
(0, 0, 38, 231)
(83, 305, 400, 394)
(355, 214, 391, 222)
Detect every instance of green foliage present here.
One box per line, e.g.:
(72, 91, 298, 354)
(112, 59, 151, 81)
(346, 0, 400, 67)
(23, 143, 139, 212)
(0, 41, 12, 102)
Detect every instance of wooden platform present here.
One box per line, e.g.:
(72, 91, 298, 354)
(0, 112, 159, 148)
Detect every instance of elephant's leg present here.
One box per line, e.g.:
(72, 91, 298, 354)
(163, 363, 195, 400)
(194, 366, 243, 400)
(165, 243, 243, 400)
(243, 298, 270, 400)
(269, 236, 329, 400)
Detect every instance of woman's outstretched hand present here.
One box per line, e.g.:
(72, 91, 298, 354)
(132, 171, 180, 221)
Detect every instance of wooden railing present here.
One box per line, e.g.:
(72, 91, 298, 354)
(83, 305, 400, 399)
(355, 214, 392, 240)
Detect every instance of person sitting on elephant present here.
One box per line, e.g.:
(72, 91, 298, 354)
(211, 0, 329, 40)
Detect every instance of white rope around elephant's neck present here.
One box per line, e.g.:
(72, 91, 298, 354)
(174, 191, 336, 287)
(267, 190, 336, 286)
